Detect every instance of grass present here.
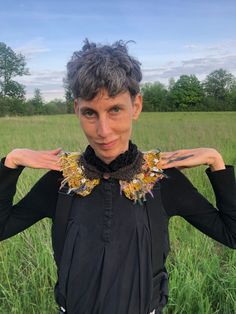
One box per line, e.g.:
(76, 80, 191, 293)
(0, 112, 236, 313)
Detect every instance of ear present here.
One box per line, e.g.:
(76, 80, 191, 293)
(132, 93, 142, 120)
(74, 99, 79, 117)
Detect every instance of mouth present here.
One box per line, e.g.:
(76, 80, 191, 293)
(96, 139, 117, 149)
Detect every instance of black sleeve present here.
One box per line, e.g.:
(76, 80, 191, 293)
(160, 165, 236, 249)
(0, 157, 63, 241)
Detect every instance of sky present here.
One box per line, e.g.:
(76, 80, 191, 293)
(1, 0, 236, 101)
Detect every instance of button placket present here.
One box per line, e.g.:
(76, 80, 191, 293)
(102, 180, 113, 243)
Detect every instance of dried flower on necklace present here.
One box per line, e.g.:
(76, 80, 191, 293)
(120, 150, 165, 203)
(60, 152, 99, 196)
(59, 149, 166, 203)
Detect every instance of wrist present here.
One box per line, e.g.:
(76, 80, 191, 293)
(209, 153, 225, 172)
(5, 151, 19, 169)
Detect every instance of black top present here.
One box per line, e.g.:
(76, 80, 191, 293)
(0, 146, 236, 314)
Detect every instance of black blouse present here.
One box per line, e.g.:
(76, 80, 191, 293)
(0, 147, 236, 314)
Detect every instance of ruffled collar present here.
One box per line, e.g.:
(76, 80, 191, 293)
(59, 143, 166, 203)
(80, 141, 144, 182)
(83, 141, 139, 173)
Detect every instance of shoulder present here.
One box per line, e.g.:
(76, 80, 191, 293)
(32, 169, 63, 194)
(160, 167, 196, 192)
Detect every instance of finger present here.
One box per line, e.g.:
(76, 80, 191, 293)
(42, 155, 61, 166)
(32, 154, 60, 169)
(38, 148, 62, 155)
(46, 148, 63, 156)
(51, 148, 63, 155)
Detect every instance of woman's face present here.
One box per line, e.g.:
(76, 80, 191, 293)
(74, 89, 142, 164)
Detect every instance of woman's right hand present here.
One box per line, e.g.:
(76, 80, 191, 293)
(4, 148, 63, 171)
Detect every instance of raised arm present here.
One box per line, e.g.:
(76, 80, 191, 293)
(160, 147, 225, 172)
(5, 147, 62, 170)
(160, 148, 236, 249)
(0, 148, 63, 241)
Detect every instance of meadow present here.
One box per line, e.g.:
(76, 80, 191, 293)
(0, 112, 235, 314)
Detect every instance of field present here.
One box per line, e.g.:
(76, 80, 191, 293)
(0, 112, 236, 314)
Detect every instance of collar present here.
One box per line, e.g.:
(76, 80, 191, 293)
(83, 141, 139, 173)
(59, 146, 166, 203)
(81, 141, 144, 181)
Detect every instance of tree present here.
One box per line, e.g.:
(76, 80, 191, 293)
(32, 88, 43, 106)
(43, 99, 67, 115)
(63, 77, 74, 113)
(204, 69, 236, 100)
(27, 88, 44, 114)
(228, 85, 236, 111)
(168, 77, 175, 90)
(141, 82, 168, 111)
(168, 75, 204, 110)
(0, 42, 29, 99)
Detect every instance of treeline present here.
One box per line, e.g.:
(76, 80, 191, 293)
(0, 89, 72, 117)
(141, 69, 236, 111)
(1, 42, 236, 116)
(1, 69, 236, 117)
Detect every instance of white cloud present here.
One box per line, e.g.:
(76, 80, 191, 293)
(183, 40, 236, 55)
(16, 69, 66, 101)
(18, 70, 65, 85)
(142, 54, 236, 84)
(142, 40, 236, 84)
(15, 38, 51, 58)
(27, 89, 65, 101)
(183, 44, 199, 49)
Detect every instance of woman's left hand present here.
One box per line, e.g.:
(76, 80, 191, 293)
(160, 148, 226, 172)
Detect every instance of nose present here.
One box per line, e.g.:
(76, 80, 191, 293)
(96, 115, 111, 138)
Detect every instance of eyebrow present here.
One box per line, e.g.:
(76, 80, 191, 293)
(79, 106, 96, 112)
(79, 103, 125, 113)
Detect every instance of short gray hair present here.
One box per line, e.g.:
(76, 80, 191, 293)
(67, 39, 142, 100)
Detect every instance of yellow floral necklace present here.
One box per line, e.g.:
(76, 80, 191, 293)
(59, 150, 165, 203)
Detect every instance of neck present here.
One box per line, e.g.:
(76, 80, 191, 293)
(95, 146, 130, 165)
(81, 141, 144, 181)
(83, 140, 138, 172)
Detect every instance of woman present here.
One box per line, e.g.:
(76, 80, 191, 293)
(0, 40, 235, 314)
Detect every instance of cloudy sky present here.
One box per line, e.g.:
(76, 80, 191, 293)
(1, 0, 236, 101)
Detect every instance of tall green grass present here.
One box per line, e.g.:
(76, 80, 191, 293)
(0, 112, 236, 313)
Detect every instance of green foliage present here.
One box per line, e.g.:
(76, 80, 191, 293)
(63, 77, 74, 113)
(0, 97, 29, 116)
(0, 42, 29, 99)
(228, 85, 236, 110)
(0, 96, 68, 117)
(66, 100, 74, 113)
(43, 99, 67, 115)
(168, 75, 204, 110)
(141, 82, 168, 111)
(204, 69, 236, 100)
(27, 88, 44, 114)
(32, 88, 43, 106)
(140, 70, 236, 112)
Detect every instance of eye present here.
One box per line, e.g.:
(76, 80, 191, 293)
(82, 109, 96, 118)
(110, 106, 121, 113)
